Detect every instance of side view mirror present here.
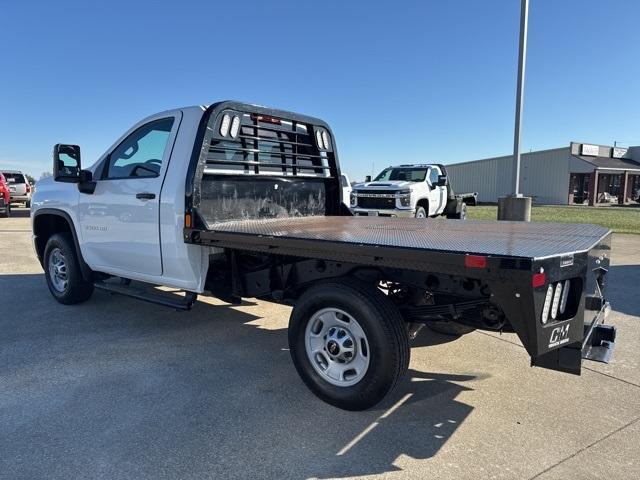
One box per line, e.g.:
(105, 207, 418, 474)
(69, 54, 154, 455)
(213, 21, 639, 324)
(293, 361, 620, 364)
(78, 169, 96, 194)
(53, 144, 81, 183)
(365, 175, 372, 182)
(436, 174, 448, 187)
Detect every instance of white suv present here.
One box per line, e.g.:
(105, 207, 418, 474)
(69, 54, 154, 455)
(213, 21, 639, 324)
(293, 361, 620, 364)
(1, 170, 32, 208)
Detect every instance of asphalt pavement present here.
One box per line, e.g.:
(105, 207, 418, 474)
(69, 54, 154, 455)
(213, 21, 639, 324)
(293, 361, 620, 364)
(1, 207, 639, 479)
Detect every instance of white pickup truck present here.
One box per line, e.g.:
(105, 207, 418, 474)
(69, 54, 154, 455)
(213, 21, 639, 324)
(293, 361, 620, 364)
(351, 164, 476, 219)
(31, 101, 616, 410)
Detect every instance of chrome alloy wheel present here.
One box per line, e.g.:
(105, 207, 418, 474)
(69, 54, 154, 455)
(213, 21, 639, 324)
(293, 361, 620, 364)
(48, 247, 69, 293)
(304, 307, 370, 387)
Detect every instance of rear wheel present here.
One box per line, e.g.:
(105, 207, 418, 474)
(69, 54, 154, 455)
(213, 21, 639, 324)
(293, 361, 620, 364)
(447, 202, 467, 220)
(25, 199, 31, 209)
(458, 202, 468, 220)
(44, 233, 94, 304)
(289, 279, 409, 410)
(0, 203, 9, 218)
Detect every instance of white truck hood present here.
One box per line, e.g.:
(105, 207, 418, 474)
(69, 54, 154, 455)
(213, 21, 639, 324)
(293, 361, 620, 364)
(353, 180, 413, 190)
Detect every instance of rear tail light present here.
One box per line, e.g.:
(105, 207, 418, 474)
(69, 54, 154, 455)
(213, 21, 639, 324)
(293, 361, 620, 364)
(541, 280, 571, 324)
(550, 282, 563, 320)
(26, 183, 31, 193)
(541, 284, 554, 324)
(559, 279, 570, 314)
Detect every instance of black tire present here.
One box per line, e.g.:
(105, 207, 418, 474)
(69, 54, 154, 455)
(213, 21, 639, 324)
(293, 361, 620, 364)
(427, 320, 475, 336)
(289, 278, 410, 411)
(458, 202, 468, 220)
(25, 199, 31, 209)
(43, 233, 94, 305)
(0, 203, 9, 218)
(415, 206, 427, 218)
(446, 202, 467, 220)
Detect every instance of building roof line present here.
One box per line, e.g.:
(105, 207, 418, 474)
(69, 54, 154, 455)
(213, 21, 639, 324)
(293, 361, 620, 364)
(447, 146, 569, 167)
(570, 154, 640, 171)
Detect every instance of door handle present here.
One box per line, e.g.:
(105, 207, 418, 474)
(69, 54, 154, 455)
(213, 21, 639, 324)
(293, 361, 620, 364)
(136, 192, 156, 200)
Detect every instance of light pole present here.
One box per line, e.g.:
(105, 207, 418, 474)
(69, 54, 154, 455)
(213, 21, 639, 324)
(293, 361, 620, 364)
(498, 0, 532, 221)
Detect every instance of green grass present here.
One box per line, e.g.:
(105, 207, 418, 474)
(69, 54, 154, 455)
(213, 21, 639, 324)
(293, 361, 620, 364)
(467, 205, 640, 234)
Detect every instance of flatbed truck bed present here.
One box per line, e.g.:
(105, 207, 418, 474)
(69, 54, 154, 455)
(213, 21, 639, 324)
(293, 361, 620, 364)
(194, 216, 610, 265)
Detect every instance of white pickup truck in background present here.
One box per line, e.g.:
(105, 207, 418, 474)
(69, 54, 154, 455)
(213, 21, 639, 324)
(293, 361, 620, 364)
(350, 164, 476, 219)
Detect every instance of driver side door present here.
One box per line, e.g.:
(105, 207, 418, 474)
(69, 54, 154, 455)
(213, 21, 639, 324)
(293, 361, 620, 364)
(426, 166, 445, 215)
(78, 114, 180, 277)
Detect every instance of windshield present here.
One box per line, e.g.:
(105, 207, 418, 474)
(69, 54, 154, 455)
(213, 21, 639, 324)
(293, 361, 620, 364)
(374, 167, 427, 182)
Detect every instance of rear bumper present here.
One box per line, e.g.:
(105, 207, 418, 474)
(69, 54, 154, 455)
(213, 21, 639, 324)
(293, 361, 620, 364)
(10, 193, 30, 202)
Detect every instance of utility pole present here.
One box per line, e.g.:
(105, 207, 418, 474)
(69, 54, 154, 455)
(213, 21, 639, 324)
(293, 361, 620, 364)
(512, 0, 528, 196)
(498, 0, 532, 221)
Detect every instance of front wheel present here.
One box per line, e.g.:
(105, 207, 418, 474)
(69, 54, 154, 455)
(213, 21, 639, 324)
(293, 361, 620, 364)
(44, 233, 94, 304)
(415, 206, 427, 218)
(289, 279, 409, 410)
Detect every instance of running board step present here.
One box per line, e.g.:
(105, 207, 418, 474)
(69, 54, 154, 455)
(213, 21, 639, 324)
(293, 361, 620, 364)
(94, 281, 198, 310)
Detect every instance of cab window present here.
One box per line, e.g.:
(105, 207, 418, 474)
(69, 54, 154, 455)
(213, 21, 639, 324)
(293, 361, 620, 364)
(105, 118, 174, 179)
(428, 167, 440, 185)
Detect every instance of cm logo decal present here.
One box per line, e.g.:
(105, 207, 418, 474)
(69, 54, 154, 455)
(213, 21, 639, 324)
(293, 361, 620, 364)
(548, 324, 570, 348)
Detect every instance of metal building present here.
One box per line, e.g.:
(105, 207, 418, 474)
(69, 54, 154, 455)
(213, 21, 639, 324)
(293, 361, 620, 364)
(446, 142, 640, 205)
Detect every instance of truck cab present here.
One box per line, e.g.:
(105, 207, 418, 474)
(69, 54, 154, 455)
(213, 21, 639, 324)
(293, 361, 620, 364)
(350, 164, 467, 218)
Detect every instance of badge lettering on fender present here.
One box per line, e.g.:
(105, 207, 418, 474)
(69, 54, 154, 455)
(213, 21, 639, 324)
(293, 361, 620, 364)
(548, 323, 570, 348)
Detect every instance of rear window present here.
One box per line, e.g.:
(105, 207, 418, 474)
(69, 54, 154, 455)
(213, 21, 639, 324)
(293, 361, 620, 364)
(2, 173, 25, 184)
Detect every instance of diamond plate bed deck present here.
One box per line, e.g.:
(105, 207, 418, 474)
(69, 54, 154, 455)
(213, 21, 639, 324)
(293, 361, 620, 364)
(199, 216, 610, 261)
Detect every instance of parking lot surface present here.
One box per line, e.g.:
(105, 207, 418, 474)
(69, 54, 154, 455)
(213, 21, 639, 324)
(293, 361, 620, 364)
(1, 208, 639, 479)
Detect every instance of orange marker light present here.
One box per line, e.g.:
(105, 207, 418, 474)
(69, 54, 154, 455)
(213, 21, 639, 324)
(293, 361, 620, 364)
(185, 213, 192, 228)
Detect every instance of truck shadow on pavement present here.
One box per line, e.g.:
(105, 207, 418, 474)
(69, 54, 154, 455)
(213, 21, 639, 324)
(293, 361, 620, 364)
(1, 273, 482, 480)
(7, 206, 30, 218)
(607, 265, 640, 316)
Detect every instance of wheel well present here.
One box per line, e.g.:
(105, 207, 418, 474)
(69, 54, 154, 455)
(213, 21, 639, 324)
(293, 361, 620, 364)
(34, 214, 73, 260)
(416, 198, 429, 211)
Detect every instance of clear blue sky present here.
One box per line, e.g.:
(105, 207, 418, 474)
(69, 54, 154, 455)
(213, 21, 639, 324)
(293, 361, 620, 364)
(1, 0, 638, 181)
